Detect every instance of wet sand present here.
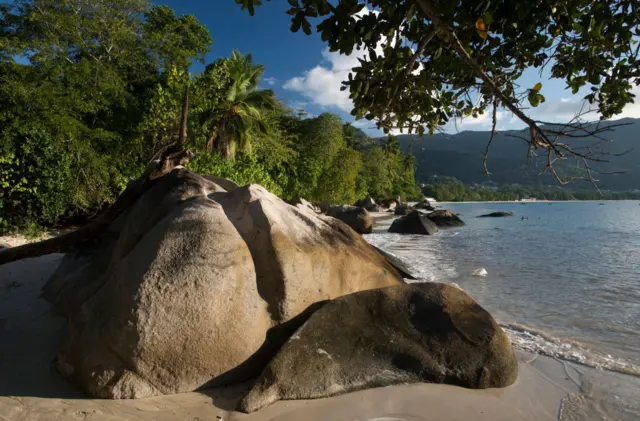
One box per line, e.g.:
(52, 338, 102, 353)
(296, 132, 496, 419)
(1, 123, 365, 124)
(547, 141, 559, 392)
(1, 253, 638, 420)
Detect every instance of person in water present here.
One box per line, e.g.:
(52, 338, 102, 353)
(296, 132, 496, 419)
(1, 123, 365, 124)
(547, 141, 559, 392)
(521, 216, 529, 220)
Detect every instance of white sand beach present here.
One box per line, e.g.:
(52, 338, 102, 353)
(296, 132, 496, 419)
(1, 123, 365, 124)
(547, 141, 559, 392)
(1, 251, 638, 421)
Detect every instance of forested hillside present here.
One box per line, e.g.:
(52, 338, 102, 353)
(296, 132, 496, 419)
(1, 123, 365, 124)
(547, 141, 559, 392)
(0, 1, 421, 233)
(393, 118, 640, 190)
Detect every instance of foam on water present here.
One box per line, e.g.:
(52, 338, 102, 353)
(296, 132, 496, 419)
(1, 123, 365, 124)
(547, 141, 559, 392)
(502, 323, 640, 377)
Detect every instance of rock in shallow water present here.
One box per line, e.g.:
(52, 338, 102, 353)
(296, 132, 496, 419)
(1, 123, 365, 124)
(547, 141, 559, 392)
(394, 203, 410, 215)
(388, 210, 439, 235)
(238, 282, 518, 413)
(478, 212, 514, 218)
(43, 169, 403, 399)
(426, 209, 465, 227)
(413, 199, 435, 211)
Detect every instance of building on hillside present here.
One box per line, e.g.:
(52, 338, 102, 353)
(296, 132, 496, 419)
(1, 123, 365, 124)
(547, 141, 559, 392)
(518, 197, 537, 202)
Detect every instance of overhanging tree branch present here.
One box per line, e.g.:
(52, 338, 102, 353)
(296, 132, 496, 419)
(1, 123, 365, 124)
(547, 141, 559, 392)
(416, 0, 562, 156)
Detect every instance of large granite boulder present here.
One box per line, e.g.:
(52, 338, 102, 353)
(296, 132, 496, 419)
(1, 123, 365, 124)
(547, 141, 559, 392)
(327, 205, 373, 234)
(238, 283, 518, 413)
(0, 241, 11, 250)
(427, 209, 466, 227)
(478, 212, 514, 218)
(389, 210, 439, 235)
(43, 169, 403, 400)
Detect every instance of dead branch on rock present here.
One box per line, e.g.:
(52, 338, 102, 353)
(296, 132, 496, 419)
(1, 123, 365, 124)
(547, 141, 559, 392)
(483, 100, 498, 176)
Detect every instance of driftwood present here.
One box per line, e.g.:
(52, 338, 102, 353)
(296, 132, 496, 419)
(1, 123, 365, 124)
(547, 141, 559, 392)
(0, 88, 192, 266)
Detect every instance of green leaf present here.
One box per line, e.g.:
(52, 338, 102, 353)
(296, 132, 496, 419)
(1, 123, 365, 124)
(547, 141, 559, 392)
(301, 19, 312, 35)
(291, 17, 301, 32)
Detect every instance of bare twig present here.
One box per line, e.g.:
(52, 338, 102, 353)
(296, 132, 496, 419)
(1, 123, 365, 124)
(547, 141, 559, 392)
(483, 99, 498, 175)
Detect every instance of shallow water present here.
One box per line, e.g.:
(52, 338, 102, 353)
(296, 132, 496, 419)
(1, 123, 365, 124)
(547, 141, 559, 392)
(365, 201, 640, 376)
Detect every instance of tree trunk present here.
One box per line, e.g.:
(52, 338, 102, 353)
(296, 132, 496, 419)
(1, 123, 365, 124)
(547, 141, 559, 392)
(206, 126, 218, 153)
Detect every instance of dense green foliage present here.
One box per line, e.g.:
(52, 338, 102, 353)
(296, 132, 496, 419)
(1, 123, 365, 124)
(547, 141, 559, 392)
(0, 0, 421, 233)
(424, 180, 640, 202)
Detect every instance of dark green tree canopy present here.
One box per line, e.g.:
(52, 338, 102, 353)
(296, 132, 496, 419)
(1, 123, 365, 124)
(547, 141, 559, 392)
(238, 0, 640, 183)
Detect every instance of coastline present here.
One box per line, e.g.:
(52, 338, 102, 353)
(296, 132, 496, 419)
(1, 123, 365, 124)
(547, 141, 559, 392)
(2, 254, 639, 420)
(438, 199, 640, 204)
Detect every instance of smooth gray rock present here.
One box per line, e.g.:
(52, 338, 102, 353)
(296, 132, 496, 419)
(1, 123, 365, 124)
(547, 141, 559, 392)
(238, 283, 518, 413)
(389, 210, 439, 235)
(478, 212, 514, 218)
(426, 210, 466, 227)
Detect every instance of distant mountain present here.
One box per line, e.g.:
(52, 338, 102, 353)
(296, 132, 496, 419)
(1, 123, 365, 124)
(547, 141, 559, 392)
(391, 118, 640, 190)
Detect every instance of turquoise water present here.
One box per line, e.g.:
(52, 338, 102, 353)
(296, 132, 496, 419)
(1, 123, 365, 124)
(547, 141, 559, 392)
(365, 201, 640, 375)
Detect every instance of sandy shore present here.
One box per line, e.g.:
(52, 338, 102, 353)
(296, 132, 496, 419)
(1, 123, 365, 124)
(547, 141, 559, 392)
(1, 253, 637, 420)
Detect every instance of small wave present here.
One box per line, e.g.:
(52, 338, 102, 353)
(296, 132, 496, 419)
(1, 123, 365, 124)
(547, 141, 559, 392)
(503, 323, 640, 377)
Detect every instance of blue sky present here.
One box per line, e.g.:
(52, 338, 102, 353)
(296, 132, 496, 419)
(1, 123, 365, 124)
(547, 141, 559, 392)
(163, 1, 639, 136)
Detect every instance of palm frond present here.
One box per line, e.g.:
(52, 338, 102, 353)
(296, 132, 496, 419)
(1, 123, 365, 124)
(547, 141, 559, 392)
(246, 89, 277, 109)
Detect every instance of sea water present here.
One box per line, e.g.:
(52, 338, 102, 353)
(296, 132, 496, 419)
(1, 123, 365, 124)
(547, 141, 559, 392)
(365, 201, 640, 377)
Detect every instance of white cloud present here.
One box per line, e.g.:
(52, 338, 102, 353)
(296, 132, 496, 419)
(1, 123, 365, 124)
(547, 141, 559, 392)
(283, 49, 355, 112)
(352, 119, 377, 130)
(283, 6, 385, 113)
(263, 77, 277, 86)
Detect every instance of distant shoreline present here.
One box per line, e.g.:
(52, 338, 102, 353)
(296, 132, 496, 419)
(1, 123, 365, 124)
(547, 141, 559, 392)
(438, 200, 640, 204)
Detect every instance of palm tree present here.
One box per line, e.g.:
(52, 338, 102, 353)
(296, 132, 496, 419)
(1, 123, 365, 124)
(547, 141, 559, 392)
(206, 51, 277, 159)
